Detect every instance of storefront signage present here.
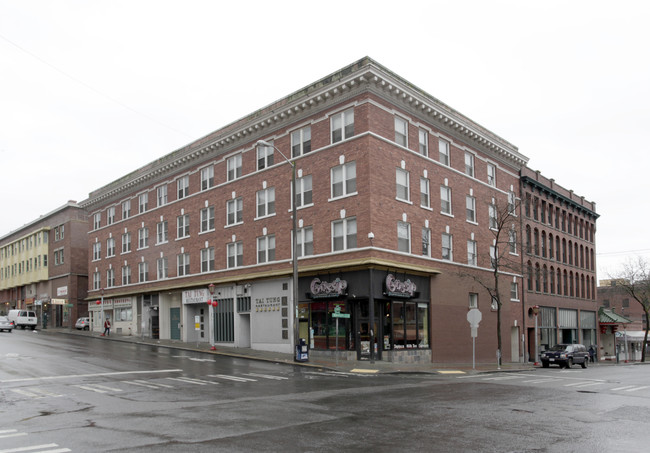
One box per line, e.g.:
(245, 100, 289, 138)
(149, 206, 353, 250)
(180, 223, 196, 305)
(384, 274, 417, 298)
(51, 299, 66, 305)
(57, 286, 68, 297)
(113, 297, 132, 308)
(255, 297, 281, 312)
(183, 289, 209, 305)
(310, 277, 348, 299)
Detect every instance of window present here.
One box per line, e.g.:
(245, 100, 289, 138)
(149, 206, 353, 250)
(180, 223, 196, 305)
(257, 141, 274, 170)
(422, 227, 431, 257)
(439, 139, 450, 166)
(227, 155, 242, 181)
(467, 240, 477, 266)
(106, 238, 115, 257)
(157, 185, 168, 207)
(397, 221, 411, 253)
(291, 126, 311, 157)
(296, 226, 314, 258)
(156, 221, 168, 244)
(200, 206, 215, 232)
(177, 214, 190, 238)
(296, 175, 313, 208)
(201, 247, 215, 272)
(490, 245, 497, 269)
(396, 168, 410, 202)
(201, 166, 214, 191)
(93, 213, 101, 230)
(122, 200, 131, 219)
(138, 262, 148, 283)
(487, 163, 496, 186)
(139, 193, 148, 214)
(464, 152, 475, 177)
(420, 178, 430, 208)
(122, 232, 131, 253)
(469, 293, 478, 309)
(332, 217, 357, 251)
(106, 268, 115, 288)
(122, 265, 131, 285)
(107, 207, 115, 225)
(395, 116, 408, 147)
(257, 235, 276, 263)
(511, 282, 519, 301)
(138, 227, 149, 249)
(508, 191, 516, 215)
(442, 233, 453, 260)
(92, 242, 101, 261)
(177, 175, 189, 199)
(418, 129, 428, 156)
(466, 196, 476, 223)
(93, 272, 100, 290)
(331, 109, 354, 143)
(256, 188, 276, 218)
(440, 185, 452, 215)
(227, 242, 243, 269)
(177, 253, 190, 276)
(489, 203, 498, 229)
(227, 198, 243, 225)
(509, 229, 517, 254)
(331, 161, 356, 198)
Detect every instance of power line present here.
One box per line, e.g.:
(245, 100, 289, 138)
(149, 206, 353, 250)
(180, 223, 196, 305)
(598, 249, 650, 257)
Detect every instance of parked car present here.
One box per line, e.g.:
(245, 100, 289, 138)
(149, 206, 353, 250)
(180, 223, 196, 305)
(0, 316, 14, 332)
(75, 317, 90, 330)
(7, 310, 37, 330)
(541, 344, 589, 368)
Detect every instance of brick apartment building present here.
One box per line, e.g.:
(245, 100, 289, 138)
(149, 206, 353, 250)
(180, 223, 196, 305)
(519, 168, 599, 360)
(598, 280, 646, 361)
(80, 57, 597, 365)
(0, 201, 89, 327)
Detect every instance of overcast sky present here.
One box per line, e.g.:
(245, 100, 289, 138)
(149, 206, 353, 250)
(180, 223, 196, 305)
(1, 1, 648, 281)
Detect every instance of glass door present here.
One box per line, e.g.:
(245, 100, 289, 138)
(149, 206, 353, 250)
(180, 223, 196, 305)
(355, 300, 381, 360)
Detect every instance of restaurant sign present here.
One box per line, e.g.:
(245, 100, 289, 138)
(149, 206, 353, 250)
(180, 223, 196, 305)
(384, 274, 416, 298)
(310, 277, 348, 299)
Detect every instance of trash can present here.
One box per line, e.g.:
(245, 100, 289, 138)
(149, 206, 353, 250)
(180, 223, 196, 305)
(295, 338, 309, 362)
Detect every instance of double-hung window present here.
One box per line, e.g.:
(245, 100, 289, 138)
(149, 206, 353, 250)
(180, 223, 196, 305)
(467, 240, 477, 266)
(138, 262, 148, 282)
(331, 161, 356, 198)
(441, 185, 452, 215)
(201, 247, 215, 272)
(122, 265, 131, 285)
(122, 200, 131, 219)
(422, 227, 431, 257)
(489, 204, 498, 229)
(509, 229, 518, 254)
(177, 214, 190, 238)
(442, 233, 453, 260)
(106, 269, 115, 288)
(157, 257, 168, 280)
(107, 207, 115, 225)
(396, 168, 410, 202)
(122, 232, 131, 253)
(177, 253, 190, 276)
(177, 175, 189, 199)
(466, 196, 476, 223)
(256, 188, 275, 218)
(464, 152, 475, 177)
(93, 213, 101, 230)
(296, 175, 313, 208)
(227, 155, 242, 181)
(156, 221, 168, 244)
(257, 235, 276, 263)
(157, 185, 168, 207)
(292, 126, 311, 157)
(439, 139, 450, 166)
(257, 141, 274, 170)
(227, 242, 243, 268)
(397, 221, 411, 253)
(139, 193, 148, 213)
(296, 226, 314, 258)
(201, 166, 214, 190)
(93, 272, 101, 290)
(395, 117, 408, 147)
(227, 198, 243, 225)
(332, 217, 357, 251)
(419, 129, 428, 156)
(420, 178, 430, 208)
(106, 238, 115, 257)
(138, 227, 149, 249)
(487, 163, 496, 187)
(200, 206, 215, 232)
(331, 109, 354, 143)
(92, 242, 101, 261)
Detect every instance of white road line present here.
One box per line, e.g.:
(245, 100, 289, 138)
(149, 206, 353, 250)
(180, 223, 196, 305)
(208, 374, 257, 382)
(76, 385, 109, 394)
(243, 373, 289, 380)
(10, 389, 42, 398)
(0, 432, 27, 440)
(127, 380, 175, 389)
(166, 377, 219, 386)
(611, 385, 637, 391)
(522, 379, 561, 384)
(0, 369, 183, 383)
(0, 443, 61, 453)
(482, 376, 521, 381)
(574, 382, 604, 388)
(625, 386, 649, 392)
(91, 384, 123, 392)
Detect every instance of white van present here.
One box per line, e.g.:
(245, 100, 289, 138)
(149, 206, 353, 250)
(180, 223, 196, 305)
(7, 310, 37, 330)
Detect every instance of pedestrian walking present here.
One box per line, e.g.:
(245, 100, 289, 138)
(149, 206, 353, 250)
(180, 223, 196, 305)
(588, 345, 595, 363)
(103, 318, 111, 336)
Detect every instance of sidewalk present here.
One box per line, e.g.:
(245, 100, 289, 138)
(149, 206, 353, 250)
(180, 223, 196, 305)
(41, 327, 547, 375)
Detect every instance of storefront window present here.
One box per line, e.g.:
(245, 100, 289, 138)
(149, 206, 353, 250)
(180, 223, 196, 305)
(418, 303, 429, 348)
(390, 301, 429, 349)
(115, 308, 133, 322)
(309, 301, 348, 350)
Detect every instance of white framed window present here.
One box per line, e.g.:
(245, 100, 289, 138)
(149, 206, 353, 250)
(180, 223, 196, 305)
(511, 282, 519, 301)
(122, 232, 131, 254)
(106, 268, 115, 288)
(201, 247, 215, 272)
(422, 227, 431, 257)
(177, 175, 190, 199)
(331, 161, 356, 198)
(227, 154, 242, 181)
(296, 175, 313, 208)
(332, 217, 357, 251)
(419, 129, 428, 156)
(441, 185, 452, 215)
(257, 235, 276, 263)
(122, 265, 131, 285)
(331, 108, 354, 143)
(106, 238, 115, 257)
(396, 168, 410, 202)
(509, 228, 518, 254)
(227, 242, 243, 269)
(508, 191, 517, 215)
(256, 188, 276, 218)
(177, 253, 190, 276)
(227, 198, 243, 226)
(122, 200, 131, 220)
(442, 233, 453, 261)
(177, 214, 190, 238)
(439, 139, 450, 166)
(489, 204, 498, 229)
(464, 152, 475, 177)
(394, 116, 408, 147)
(138, 262, 148, 282)
(487, 163, 496, 187)
(420, 178, 430, 208)
(397, 221, 411, 253)
(257, 141, 274, 170)
(296, 226, 314, 258)
(138, 227, 149, 249)
(200, 206, 215, 232)
(92, 242, 101, 261)
(466, 196, 476, 223)
(107, 207, 115, 225)
(156, 221, 168, 244)
(292, 126, 312, 157)
(469, 293, 478, 309)
(157, 257, 168, 280)
(93, 213, 101, 230)
(93, 272, 100, 290)
(467, 240, 477, 266)
(157, 185, 168, 207)
(201, 166, 214, 190)
(138, 192, 148, 214)
(490, 245, 497, 269)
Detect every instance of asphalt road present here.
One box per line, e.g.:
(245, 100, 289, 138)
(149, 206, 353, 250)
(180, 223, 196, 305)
(2, 329, 650, 452)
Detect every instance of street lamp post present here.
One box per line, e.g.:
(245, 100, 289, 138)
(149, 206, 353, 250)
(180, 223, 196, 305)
(256, 140, 300, 358)
(208, 283, 216, 351)
(100, 288, 105, 336)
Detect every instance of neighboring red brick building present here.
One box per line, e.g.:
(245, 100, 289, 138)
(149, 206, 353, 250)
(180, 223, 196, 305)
(79, 57, 571, 365)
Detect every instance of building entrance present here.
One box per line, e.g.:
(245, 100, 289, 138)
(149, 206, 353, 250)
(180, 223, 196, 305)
(355, 300, 381, 361)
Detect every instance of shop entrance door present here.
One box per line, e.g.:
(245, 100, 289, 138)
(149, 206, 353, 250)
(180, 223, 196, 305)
(355, 300, 381, 361)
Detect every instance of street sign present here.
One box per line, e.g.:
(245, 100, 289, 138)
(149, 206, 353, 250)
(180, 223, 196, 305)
(332, 313, 350, 318)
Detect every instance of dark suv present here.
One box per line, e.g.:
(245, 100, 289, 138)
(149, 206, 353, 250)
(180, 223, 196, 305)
(540, 344, 589, 369)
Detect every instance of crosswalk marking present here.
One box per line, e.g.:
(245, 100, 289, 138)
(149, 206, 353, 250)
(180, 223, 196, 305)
(522, 379, 560, 384)
(166, 377, 219, 386)
(0, 429, 27, 439)
(611, 385, 637, 391)
(0, 442, 64, 452)
(208, 374, 257, 382)
(482, 375, 521, 381)
(126, 380, 174, 389)
(90, 384, 123, 392)
(243, 373, 289, 380)
(75, 385, 113, 394)
(623, 386, 648, 392)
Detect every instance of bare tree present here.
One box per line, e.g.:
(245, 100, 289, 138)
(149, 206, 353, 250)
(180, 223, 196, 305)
(609, 256, 650, 362)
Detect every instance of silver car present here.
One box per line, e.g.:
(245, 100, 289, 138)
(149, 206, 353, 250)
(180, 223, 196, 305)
(75, 317, 90, 330)
(0, 316, 14, 332)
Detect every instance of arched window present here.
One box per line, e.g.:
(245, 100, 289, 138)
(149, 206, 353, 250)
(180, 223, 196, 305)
(549, 233, 554, 259)
(527, 261, 533, 291)
(535, 263, 541, 292)
(550, 266, 555, 294)
(574, 243, 579, 266)
(580, 245, 584, 268)
(569, 271, 574, 297)
(563, 270, 568, 295)
(562, 238, 567, 263)
(534, 228, 539, 255)
(568, 240, 573, 265)
(582, 274, 586, 299)
(557, 268, 562, 295)
(526, 226, 532, 254)
(542, 265, 548, 293)
(541, 231, 547, 258)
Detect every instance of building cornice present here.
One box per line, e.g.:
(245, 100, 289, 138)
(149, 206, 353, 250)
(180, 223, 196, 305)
(521, 175, 599, 219)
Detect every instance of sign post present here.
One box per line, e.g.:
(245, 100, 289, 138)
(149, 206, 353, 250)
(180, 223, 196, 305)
(467, 309, 482, 370)
(332, 305, 350, 366)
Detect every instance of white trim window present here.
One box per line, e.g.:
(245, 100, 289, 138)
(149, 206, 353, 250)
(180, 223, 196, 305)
(490, 245, 497, 269)
(177, 214, 190, 238)
(509, 228, 518, 254)
(292, 126, 311, 157)
(397, 221, 411, 253)
(227, 242, 243, 269)
(201, 166, 214, 190)
(489, 203, 498, 229)
(467, 240, 477, 266)
(469, 293, 478, 309)
(138, 192, 148, 214)
(420, 178, 430, 208)
(200, 206, 215, 232)
(422, 227, 431, 257)
(106, 238, 115, 257)
(177, 175, 190, 199)
(511, 282, 520, 301)
(331, 109, 354, 143)
(508, 191, 517, 215)
(121, 232, 131, 254)
(227, 198, 243, 226)
(395, 116, 408, 147)
(156, 221, 168, 244)
(93, 272, 100, 290)
(157, 257, 168, 280)
(256, 188, 276, 218)
(332, 217, 357, 251)
(396, 168, 410, 202)
(227, 154, 242, 181)
(201, 247, 215, 272)
(257, 235, 276, 263)
(441, 185, 452, 215)
(466, 196, 476, 223)
(331, 161, 356, 198)
(122, 265, 131, 285)
(92, 242, 101, 261)
(296, 175, 313, 208)
(106, 268, 115, 288)
(296, 226, 314, 258)
(138, 227, 149, 249)
(177, 253, 190, 276)
(442, 233, 453, 261)
(93, 213, 101, 230)
(107, 207, 115, 225)
(439, 139, 450, 166)
(487, 163, 496, 187)
(157, 185, 168, 207)
(257, 141, 274, 170)
(464, 152, 475, 177)
(419, 129, 428, 156)
(122, 200, 131, 220)
(138, 262, 148, 283)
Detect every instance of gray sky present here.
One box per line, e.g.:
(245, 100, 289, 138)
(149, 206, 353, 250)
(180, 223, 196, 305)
(1, 1, 648, 281)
